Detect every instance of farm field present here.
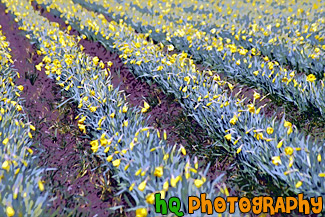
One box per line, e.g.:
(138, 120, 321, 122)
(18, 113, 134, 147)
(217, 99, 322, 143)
(0, 0, 324, 216)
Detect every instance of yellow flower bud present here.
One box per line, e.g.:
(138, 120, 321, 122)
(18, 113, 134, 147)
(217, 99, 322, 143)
(138, 180, 147, 191)
(285, 147, 294, 156)
(6, 206, 15, 217)
(38, 180, 44, 192)
(2, 138, 9, 145)
(129, 183, 135, 191)
(2, 160, 10, 172)
(266, 127, 273, 135)
(154, 166, 163, 177)
(295, 181, 302, 188)
(112, 159, 121, 167)
(122, 105, 128, 113)
(146, 193, 155, 204)
(135, 208, 148, 217)
(163, 181, 169, 191)
(106, 155, 113, 162)
(194, 179, 204, 188)
(277, 140, 283, 148)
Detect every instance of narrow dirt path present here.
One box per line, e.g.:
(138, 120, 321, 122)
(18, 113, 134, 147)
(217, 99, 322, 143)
(0, 3, 131, 216)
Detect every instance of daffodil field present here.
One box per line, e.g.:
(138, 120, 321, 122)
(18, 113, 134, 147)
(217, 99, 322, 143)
(76, 0, 325, 122)
(0, 0, 324, 216)
(0, 27, 48, 216)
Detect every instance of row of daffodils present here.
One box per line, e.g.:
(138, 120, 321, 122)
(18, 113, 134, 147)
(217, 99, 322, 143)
(33, 0, 325, 211)
(0, 26, 49, 216)
(110, 0, 325, 78)
(77, 0, 325, 122)
(1, 0, 240, 216)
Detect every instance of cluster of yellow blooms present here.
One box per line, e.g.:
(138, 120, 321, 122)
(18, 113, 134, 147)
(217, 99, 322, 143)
(0, 26, 47, 217)
(82, 0, 325, 122)
(2, 0, 324, 215)
(100, 0, 324, 58)
(2, 0, 235, 216)
(32, 0, 325, 206)
(88, 0, 324, 63)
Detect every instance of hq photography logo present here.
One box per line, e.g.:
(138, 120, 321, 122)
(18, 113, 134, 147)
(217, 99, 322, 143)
(154, 193, 323, 216)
